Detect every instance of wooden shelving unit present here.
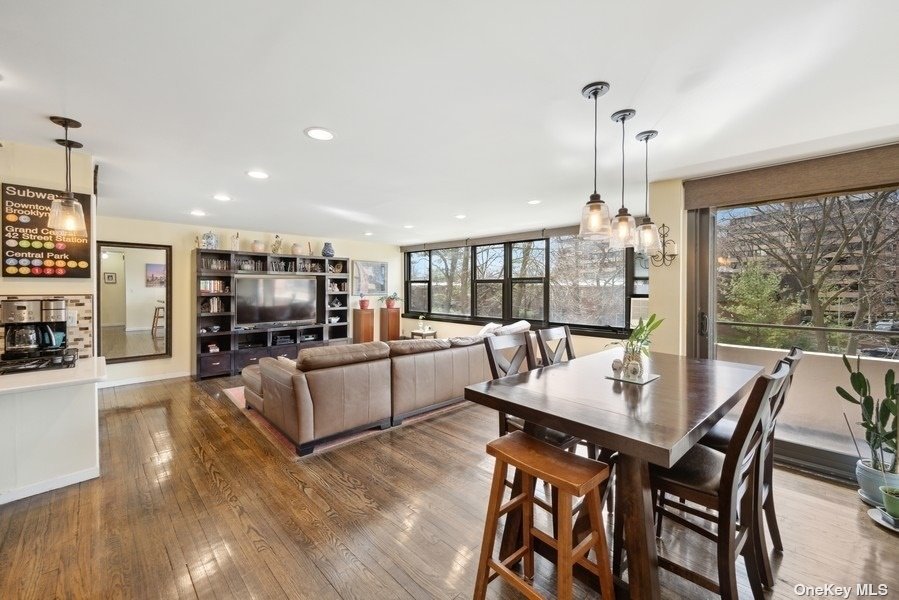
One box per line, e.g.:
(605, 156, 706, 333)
(191, 249, 352, 379)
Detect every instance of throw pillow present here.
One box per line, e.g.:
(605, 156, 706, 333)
(477, 322, 502, 336)
(494, 320, 531, 336)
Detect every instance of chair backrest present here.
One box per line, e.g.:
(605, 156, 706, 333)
(770, 347, 802, 422)
(536, 326, 576, 366)
(484, 333, 537, 380)
(720, 360, 791, 532)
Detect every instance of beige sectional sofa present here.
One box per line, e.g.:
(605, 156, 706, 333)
(242, 337, 490, 455)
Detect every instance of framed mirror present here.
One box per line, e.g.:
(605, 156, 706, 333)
(96, 241, 172, 363)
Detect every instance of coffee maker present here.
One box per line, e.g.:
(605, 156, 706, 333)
(2, 299, 69, 361)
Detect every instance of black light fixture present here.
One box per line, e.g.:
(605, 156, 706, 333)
(577, 81, 611, 240)
(48, 116, 88, 236)
(609, 109, 636, 249)
(635, 129, 661, 254)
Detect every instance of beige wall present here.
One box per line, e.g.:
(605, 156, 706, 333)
(97, 216, 402, 384)
(647, 179, 687, 356)
(0, 142, 96, 296)
(99, 251, 126, 326)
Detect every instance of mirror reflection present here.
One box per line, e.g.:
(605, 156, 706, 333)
(97, 242, 172, 363)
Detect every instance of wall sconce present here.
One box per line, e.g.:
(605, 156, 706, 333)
(649, 224, 678, 267)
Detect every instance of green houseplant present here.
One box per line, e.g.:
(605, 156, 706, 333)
(622, 314, 664, 365)
(378, 292, 403, 309)
(836, 355, 898, 503)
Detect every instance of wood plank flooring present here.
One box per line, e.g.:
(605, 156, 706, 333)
(0, 375, 896, 599)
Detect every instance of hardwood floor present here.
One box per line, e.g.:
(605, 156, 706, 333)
(0, 375, 896, 599)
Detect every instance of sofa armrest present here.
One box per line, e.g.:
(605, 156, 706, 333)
(259, 357, 315, 445)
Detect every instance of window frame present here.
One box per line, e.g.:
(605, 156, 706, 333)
(403, 237, 636, 339)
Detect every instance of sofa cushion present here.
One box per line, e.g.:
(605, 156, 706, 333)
(297, 341, 390, 372)
(387, 338, 451, 356)
(450, 335, 484, 347)
(494, 320, 531, 336)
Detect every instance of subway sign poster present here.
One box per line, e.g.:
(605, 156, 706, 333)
(2, 182, 92, 278)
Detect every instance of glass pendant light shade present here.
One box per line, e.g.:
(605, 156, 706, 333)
(636, 216, 661, 254)
(609, 206, 636, 249)
(579, 193, 611, 240)
(48, 193, 88, 236)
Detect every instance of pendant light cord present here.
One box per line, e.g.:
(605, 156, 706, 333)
(593, 92, 598, 195)
(620, 118, 626, 209)
(643, 138, 649, 215)
(64, 124, 71, 195)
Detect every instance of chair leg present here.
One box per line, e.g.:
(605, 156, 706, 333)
(764, 490, 784, 552)
(612, 495, 624, 577)
(655, 491, 666, 538)
(742, 533, 766, 600)
(586, 442, 598, 460)
(556, 491, 574, 600)
(716, 536, 740, 600)
(585, 489, 616, 599)
(474, 459, 507, 600)
(551, 486, 560, 538)
(521, 472, 535, 582)
(754, 492, 774, 588)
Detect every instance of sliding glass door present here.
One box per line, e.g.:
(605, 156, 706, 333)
(692, 187, 899, 477)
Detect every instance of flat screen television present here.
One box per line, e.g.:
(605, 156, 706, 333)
(235, 276, 317, 326)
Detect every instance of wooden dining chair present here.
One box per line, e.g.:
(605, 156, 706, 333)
(648, 361, 791, 600)
(698, 348, 802, 587)
(536, 325, 576, 366)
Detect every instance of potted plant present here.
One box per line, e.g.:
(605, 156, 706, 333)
(379, 292, 403, 309)
(882, 486, 899, 519)
(418, 314, 427, 331)
(836, 355, 898, 503)
(358, 293, 370, 310)
(616, 314, 663, 375)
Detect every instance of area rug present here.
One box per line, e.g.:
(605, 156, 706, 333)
(221, 386, 467, 460)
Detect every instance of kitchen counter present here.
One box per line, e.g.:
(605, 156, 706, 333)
(0, 356, 107, 394)
(0, 356, 106, 505)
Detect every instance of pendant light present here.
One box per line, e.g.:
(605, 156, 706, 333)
(578, 81, 611, 240)
(47, 116, 88, 237)
(635, 129, 661, 254)
(609, 109, 636, 249)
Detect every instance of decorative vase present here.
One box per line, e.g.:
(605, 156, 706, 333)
(251, 239, 265, 253)
(386, 299, 396, 309)
(200, 231, 218, 249)
(359, 298, 370, 309)
(230, 232, 239, 251)
(857, 459, 899, 506)
(291, 243, 304, 255)
(321, 242, 335, 257)
(881, 486, 899, 518)
(622, 346, 643, 370)
(271, 235, 282, 254)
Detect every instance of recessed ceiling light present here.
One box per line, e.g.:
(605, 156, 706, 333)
(247, 170, 269, 179)
(403, 224, 414, 229)
(364, 232, 373, 236)
(304, 127, 334, 141)
(528, 200, 541, 205)
(213, 193, 231, 202)
(455, 214, 467, 219)
(190, 209, 206, 217)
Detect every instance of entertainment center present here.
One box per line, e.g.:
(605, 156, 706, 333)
(192, 248, 351, 379)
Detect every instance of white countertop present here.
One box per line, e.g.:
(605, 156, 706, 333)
(0, 357, 107, 395)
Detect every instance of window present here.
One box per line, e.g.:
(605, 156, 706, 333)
(549, 235, 626, 328)
(404, 231, 636, 336)
(430, 247, 471, 316)
(408, 251, 429, 312)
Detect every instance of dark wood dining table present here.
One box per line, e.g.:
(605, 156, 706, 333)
(464, 348, 763, 600)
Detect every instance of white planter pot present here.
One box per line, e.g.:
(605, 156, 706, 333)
(856, 459, 899, 505)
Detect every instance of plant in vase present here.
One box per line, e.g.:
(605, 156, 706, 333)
(358, 293, 369, 309)
(610, 314, 663, 378)
(836, 355, 898, 505)
(379, 292, 403, 309)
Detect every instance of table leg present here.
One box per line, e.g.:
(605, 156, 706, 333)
(617, 454, 661, 600)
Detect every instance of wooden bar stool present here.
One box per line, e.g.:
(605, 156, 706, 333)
(151, 302, 165, 338)
(474, 430, 615, 600)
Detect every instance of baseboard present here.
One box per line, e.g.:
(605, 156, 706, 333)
(124, 327, 152, 332)
(98, 371, 191, 388)
(0, 466, 100, 505)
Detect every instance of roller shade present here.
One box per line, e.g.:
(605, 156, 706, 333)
(683, 143, 899, 210)
(400, 225, 579, 253)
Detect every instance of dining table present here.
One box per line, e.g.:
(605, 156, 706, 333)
(464, 348, 763, 600)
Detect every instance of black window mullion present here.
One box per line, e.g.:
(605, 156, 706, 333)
(503, 242, 512, 321)
(469, 245, 476, 317)
(543, 237, 550, 326)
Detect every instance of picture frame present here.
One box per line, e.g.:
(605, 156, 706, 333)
(352, 260, 388, 296)
(145, 263, 167, 287)
(103, 272, 117, 284)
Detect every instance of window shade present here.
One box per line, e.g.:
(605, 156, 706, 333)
(683, 143, 899, 210)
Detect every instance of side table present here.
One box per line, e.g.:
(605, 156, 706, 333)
(410, 329, 437, 339)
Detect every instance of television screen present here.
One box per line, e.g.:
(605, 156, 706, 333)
(235, 276, 317, 325)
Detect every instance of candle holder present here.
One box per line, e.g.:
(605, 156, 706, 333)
(649, 223, 678, 267)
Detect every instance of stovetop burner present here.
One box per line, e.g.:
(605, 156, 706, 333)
(0, 349, 78, 375)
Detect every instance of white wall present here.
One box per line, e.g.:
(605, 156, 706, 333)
(96, 216, 402, 384)
(99, 251, 125, 326)
(120, 247, 166, 330)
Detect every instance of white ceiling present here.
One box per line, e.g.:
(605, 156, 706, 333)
(1, 0, 898, 245)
